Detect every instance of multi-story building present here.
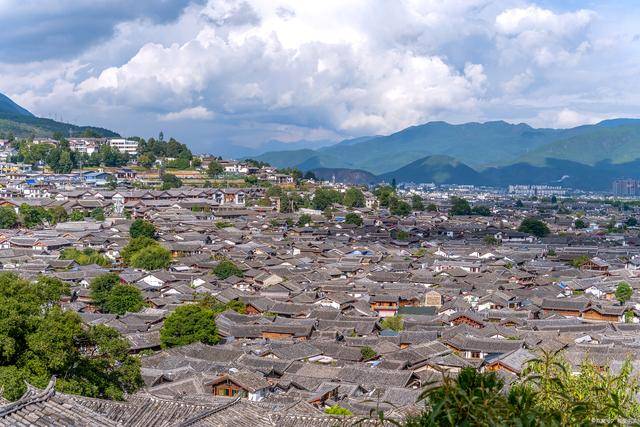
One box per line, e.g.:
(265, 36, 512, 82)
(612, 179, 640, 197)
(108, 138, 138, 155)
(508, 185, 566, 197)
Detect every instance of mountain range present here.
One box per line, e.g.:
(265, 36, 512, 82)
(0, 92, 118, 138)
(255, 119, 640, 190)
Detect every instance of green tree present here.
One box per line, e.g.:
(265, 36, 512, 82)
(160, 305, 219, 348)
(161, 173, 182, 190)
(380, 315, 403, 332)
(374, 186, 395, 207)
(48, 206, 68, 224)
(390, 199, 411, 216)
(130, 245, 171, 270)
(0, 273, 141, 401)
(360, 346, 377, 360)
(206, 160, 223, 178)
(104, 285, 144, 315)
(570, 255, 589, 268)
(90, 273, 121, 310)
(313, 188, 343, 210)
(615, 281, 633, 305)
(129, 219, 156, 239)
(343, 188, 365, 208)
(426, 203, 438, 212)
(0, 206, 18, 229)
(626, 217, 638, 227)
(411, 195, 424, 211)
(297, 214, 312, 227)
(70, 210, 85, 221)
(518, 217, 550, 237)
(450, 196, 472, 215)
(213, 260, 243, 279)
(90, 207, 105, 221)
(574, 218, 588, 229)
(472, 205, 491, 216)
(121, 237, 157, 264)
(344, 212, 363, 226)
(61, 248, 110, 267)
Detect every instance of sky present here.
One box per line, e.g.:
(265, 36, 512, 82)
(1, 0, 640, 156)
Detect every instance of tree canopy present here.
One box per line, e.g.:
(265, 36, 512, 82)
(0, 273, 141, 401)
(344, 212, 363, 226)
(343, 188, 365, 208)
(616, 281, 633, 305)
(129, 219, 156, 239)
(213, 260, 244, 279)
(160, 305, 219, 348)
(518, 217, 551, 237)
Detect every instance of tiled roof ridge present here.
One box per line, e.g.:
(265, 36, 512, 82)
(176, 397, 241, 426)
(0, 376, 56, 418)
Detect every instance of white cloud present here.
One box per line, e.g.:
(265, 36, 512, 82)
(159, 106, 214, 121)
(2, 0, 640, 153)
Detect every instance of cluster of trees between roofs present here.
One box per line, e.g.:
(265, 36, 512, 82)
(449, 196, 492, 216)
(0, 204, 104, 229)
(0, 273, 142, 401)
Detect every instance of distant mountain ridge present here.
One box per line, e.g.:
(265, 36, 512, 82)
(0, 92, 118, 138)
(258, 118, 640, 189)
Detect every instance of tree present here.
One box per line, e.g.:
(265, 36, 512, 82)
(0, 206, 18, 229)
(0, 273, 141, 401)
(450, 197, 472, 215)
(61, 248, 110, 267)
(160, 305, 219, 348)
(360, 346, 377, 360)
(374, 186, 395, 207)
(303, 171, 317, 181)
(129, 219, 156, 239)
(411, 195, 424, 211)
(121, 237, 157, 264)
(426, 203, 438, 212)
(616, 282, 633, 305)
(90, 207, 105, 221)
(390, 199, 411, 216)
(161, 173, 182, 190)
(207, 160, 223, 178)
(626, 217, 638, 227)
(297, 214, 312, 227)
(574, 218, 588, 229)
(343, 188, 365, 208)
(345, 212, 363, 226)
(48, 206, 68, 224)
(70, 210, 85, 221)
(130, 245, 171, 270)
(313, 188, 343, 210)
(570, 255, 589, 268)
(90, 273, 121, 310)
(472, 205, 491, 216)
(484, 235, 499, 246)
(380, 315, 403, 332)
(518, 217, 550, 238)
(104, 285, 144, 315)
(213, 260, 243, 279)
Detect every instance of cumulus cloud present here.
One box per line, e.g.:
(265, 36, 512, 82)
(159, 106, 214, 121)
(1, 0, 639, 153)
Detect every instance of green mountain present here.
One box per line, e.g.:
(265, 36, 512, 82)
(0, 93, 34, 117)
(0, 92, 119, 138)
(256, 120, 605, 173)
(518, 123, 640, 166)
(378, 155, 482, 185)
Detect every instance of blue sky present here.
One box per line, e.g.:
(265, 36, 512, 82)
(1, 0, 639, 156)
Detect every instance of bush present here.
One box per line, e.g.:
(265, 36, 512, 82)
(160, 305, 219, 348)
(360, 346, 377, 360)
(324, 404, 353, 416)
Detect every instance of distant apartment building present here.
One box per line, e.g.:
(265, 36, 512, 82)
(612, 179, 640, 196)
(108, 138, 138, 155)
(508, 185, 566, 197)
